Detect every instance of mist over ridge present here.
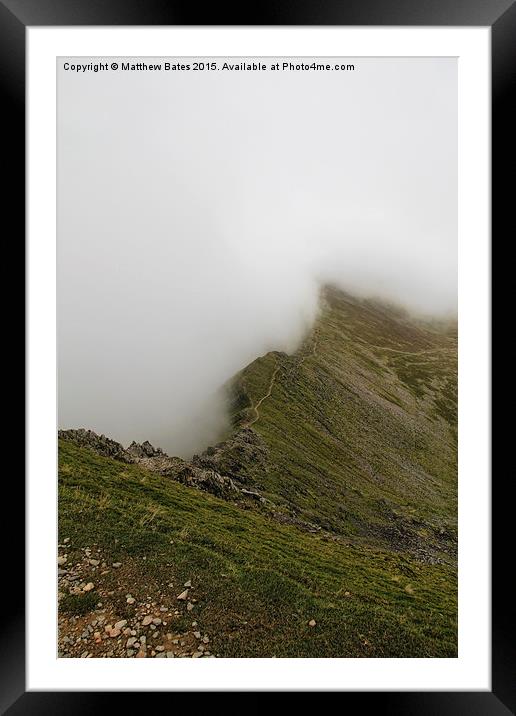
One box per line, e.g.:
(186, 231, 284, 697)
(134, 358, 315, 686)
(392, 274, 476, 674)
(58, 57, 457, 456)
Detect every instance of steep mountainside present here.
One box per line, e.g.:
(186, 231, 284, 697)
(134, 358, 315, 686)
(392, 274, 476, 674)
(58, 287, 457, 658)
(221, 286, 457, 559)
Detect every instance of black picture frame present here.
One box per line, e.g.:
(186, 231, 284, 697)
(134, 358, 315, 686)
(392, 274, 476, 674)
(5, 0, 507, 710)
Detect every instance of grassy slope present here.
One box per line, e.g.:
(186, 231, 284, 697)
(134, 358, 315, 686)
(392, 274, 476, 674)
(59, 439, 457, 657)
(229, 287, 457, 554)
(58, 287, 457, 657)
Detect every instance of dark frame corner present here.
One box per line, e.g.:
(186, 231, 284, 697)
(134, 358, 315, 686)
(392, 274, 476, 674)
(6, 0, 509, 712)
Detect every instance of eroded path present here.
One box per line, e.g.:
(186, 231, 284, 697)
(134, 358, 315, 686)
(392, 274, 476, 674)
(245, 362, 281, 427)
(244, 331, 320, 428)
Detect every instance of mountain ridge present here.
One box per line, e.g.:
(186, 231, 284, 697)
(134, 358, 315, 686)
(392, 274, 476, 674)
(58, 286, 457, 658)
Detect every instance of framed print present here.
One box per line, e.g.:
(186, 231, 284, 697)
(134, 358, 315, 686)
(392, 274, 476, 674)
(4, 0, 509, 710)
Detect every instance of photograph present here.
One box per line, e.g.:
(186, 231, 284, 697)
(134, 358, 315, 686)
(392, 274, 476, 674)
(56, 55, 459, 660)
(0, 0, 503, 702)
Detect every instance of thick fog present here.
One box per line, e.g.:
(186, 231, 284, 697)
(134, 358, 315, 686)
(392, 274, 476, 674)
(58, 57, 457, 456)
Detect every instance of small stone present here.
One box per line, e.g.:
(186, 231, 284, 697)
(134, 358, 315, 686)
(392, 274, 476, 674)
(202, 636, 209, 644)
(176, 590, 189, 601)
(193, 631, 201, 639)
(126, 597, 136, 605)
(127, 637, 137, 648)
(155, 652, 167, 658)
(166, 652, 175, 658)
(192, 651, 203, 658)
(127, 649, 135, 657)
(187, 602, 194, 611)
(88, 559, 100, 566)
(160, 606, 167, 612)
(191, 621, 198, 627)
(156, 645, 165, 652)
(308, 619, 316, 627)
(83, 582, 94, 592)
(152, 618, 161, 625)
(64, 538, 70, 543)
(142, 615, 153, 626)
(109, 628, 121, 638)
(58, 556, 67, 566)
(114, 620, 127, 630)
(184, 580, 192, 588)
(112, 562, 122, 568)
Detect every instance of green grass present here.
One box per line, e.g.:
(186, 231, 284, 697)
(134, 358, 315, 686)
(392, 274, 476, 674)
(227, 287, 458, 552)
(59, 439, 457, 657)
(60, 590, 99, 615)
(59, 287, 457, 657)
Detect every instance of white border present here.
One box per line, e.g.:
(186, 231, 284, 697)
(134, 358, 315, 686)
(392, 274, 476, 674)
(27, 27, 490, 691)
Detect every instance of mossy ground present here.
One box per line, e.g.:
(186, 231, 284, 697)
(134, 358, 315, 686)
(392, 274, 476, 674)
(228, 288, 457, 555)
(59, 287, 457, 657)
(59, 439, 457, 657)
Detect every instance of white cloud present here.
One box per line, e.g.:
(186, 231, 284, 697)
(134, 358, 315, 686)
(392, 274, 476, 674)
(58, 57, 457, 455)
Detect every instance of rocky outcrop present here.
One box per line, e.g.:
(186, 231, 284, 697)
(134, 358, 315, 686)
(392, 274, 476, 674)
(175, 466, 238, 498)
(59, 428, 259, 502)
(58, 429, 133, 463)
(192, 428, 269, 485)
(59, 429, 187, 476)
(126, 441, 186, 477)
(126, 440, 164, 459)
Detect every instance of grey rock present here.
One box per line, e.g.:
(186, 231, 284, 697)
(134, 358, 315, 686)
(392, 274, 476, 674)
(58, 429, 133, 463)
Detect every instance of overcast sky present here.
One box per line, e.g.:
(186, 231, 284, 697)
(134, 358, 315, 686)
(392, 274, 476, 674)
(58, 57, 457, 455)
